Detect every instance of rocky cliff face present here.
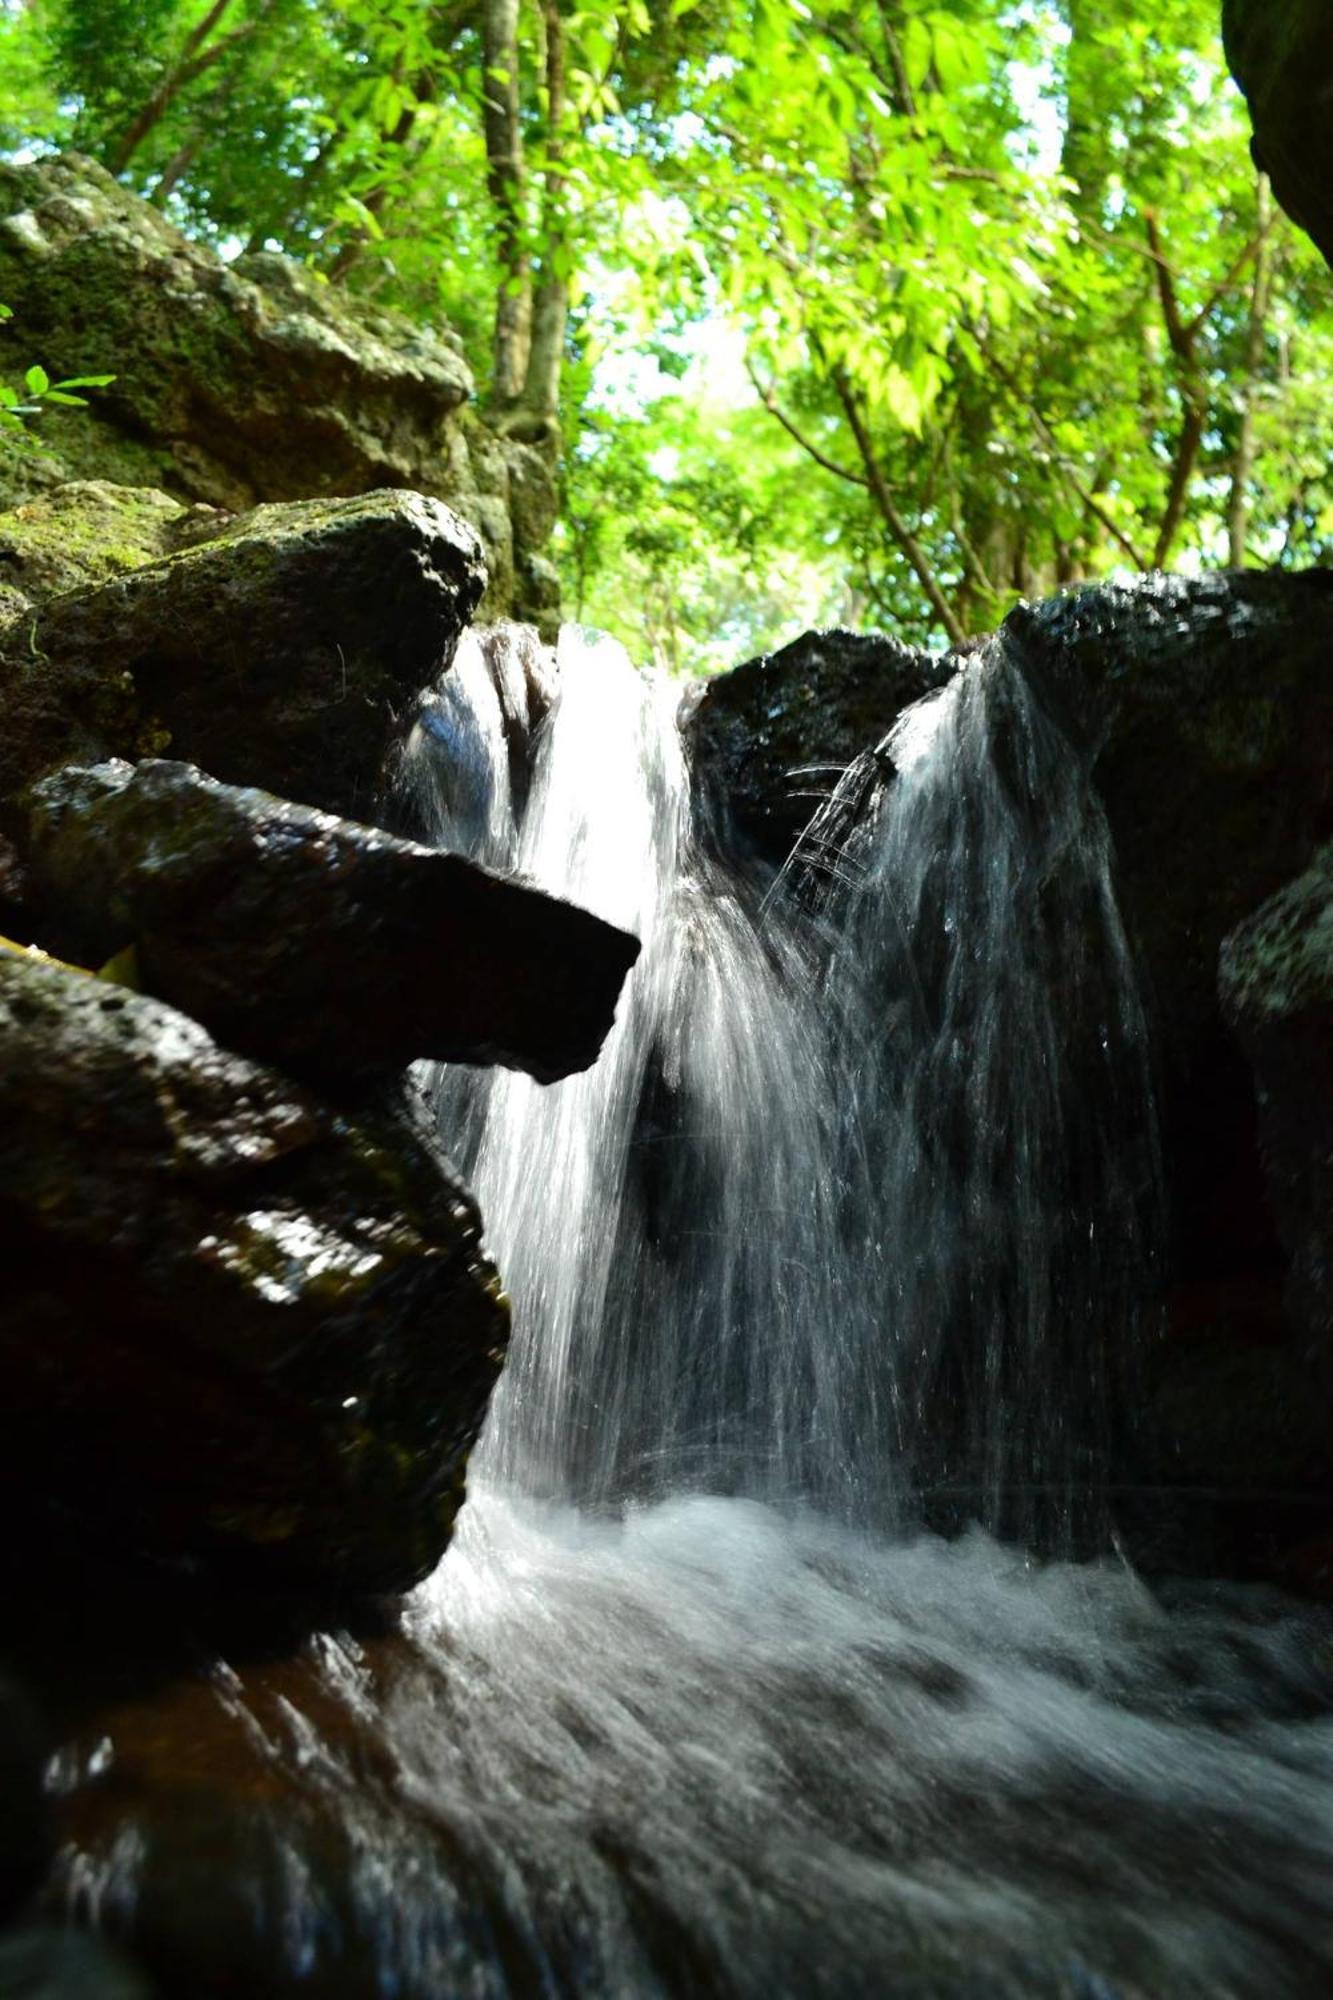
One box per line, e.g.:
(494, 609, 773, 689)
(0, 154, 559, 628)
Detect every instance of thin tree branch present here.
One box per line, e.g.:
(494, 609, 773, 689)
(111, 0, 266, 173)
(745, 360, 869, 487)
(972, 330, 1151, 570)
(1153, 396, 1204, 568)
(1186, 229, 1267, 345)
(826, 357, 966, 644)
(1143, 209, 1191, 359)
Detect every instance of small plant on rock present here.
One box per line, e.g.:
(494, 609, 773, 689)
(0, 302, 114, 429)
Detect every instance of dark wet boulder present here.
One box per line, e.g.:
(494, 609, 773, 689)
(0, 947, 508, 1594)
(1005, 568, 1333, 1287)
(26, 758, 640, 1087)
(0, 1675, 48, 1924)
(685, 628, 948, 864)
(1221, 845, 1333, 1364)
(1223, 0, 1333, 269)
(0, 489, 486, 824)
(0, 1929, 155, 2000)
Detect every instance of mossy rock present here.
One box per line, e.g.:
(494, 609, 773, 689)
(0, 486, 487, 827)
(0, 479, 222, 610)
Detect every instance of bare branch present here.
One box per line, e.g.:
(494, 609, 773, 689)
(746, 360, 869, 487)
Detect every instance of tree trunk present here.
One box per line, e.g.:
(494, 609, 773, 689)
(1062, 0, 1114, 216)
(483, 0, 532, 406)
(1228, 175, 1273, 567)
(517, 0, 568, 438)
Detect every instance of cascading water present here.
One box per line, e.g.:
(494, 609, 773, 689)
(410, 626, 875, 1516)
(786, 639, 1164, 1545)
(59, 625, 1333, 1999)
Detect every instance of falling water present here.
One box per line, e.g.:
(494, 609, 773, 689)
(58, 624, 1333, 1999)
(787, 638, 1164, 1544)
(410, 626, 870, 1515)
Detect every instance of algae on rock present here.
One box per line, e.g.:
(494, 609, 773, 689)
(0, 153, 559, 628)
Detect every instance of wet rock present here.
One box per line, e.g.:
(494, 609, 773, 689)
(1224, 0, 1333, 268)
(0, 1928, 154, 2000)
(26, 758, 641, 1086)
(0, 1675, 49, 1924)
(1220, 845, 1333, 1364)
(0, 154, 557, 623)
(0, 948, 508, 1594)
(685, 628, 948, 863)
(0, 489, 486, 823)
(1005, 568, 1333, 1287)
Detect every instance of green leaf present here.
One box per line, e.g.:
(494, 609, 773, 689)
(23, 364, 50, 396)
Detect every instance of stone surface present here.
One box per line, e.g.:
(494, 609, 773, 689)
(1005, 568, 1333, 1287)
(0, 481, 221, 619)
(0, 947, 509, 1594)
(0, 1929, 154, 2000)
(1224, 0, 1333, 269)
(26, 758, 641, 1086)
(0, 1676, 48, 1925)
(685, 628, 949, 863)
(0, 488, 486, 825)
(1221, 845, 1333, 1365)
(0, 153, 558, 624)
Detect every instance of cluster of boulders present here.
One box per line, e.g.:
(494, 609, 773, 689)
(0, 478, 636, 1600)
(0, 154, 560, 628)
(0, 152, 641, 1995)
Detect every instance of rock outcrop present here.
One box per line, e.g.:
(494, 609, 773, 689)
(1006, 569, 1333, 1290)
(0, 946, 509, 1594)
(685, 627, 948, 863)
(0, 487, 485, 826)
(694, 568, 1333, 1579)
(1224, 0, 1333, 269)
(27, 758, 641, 1086)
(1221, 846, 1333, 1364)
(0, 153, 557, 625)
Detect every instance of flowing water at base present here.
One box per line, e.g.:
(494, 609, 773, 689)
(57, 627, 1333, 1997)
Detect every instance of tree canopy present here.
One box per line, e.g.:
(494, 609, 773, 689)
(1, 0, 1328, 668)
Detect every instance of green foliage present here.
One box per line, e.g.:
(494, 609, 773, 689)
(0, 301, 114, 431)
(0, 0, 1329, 655)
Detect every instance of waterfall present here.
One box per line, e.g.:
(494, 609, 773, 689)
(60, 623, 1333, 2000)
(409, 624, 1160, 1542)
(409, 626, 874, 1516)
(787, 639, 1163, 1544)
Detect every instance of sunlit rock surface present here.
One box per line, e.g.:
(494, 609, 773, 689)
(26, 757, 641, 1086)
(0, 488, 485, 824)
(0, 948, 509, 1593)
(0, 152, 558, 624)
(0, 479, 223, 619)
